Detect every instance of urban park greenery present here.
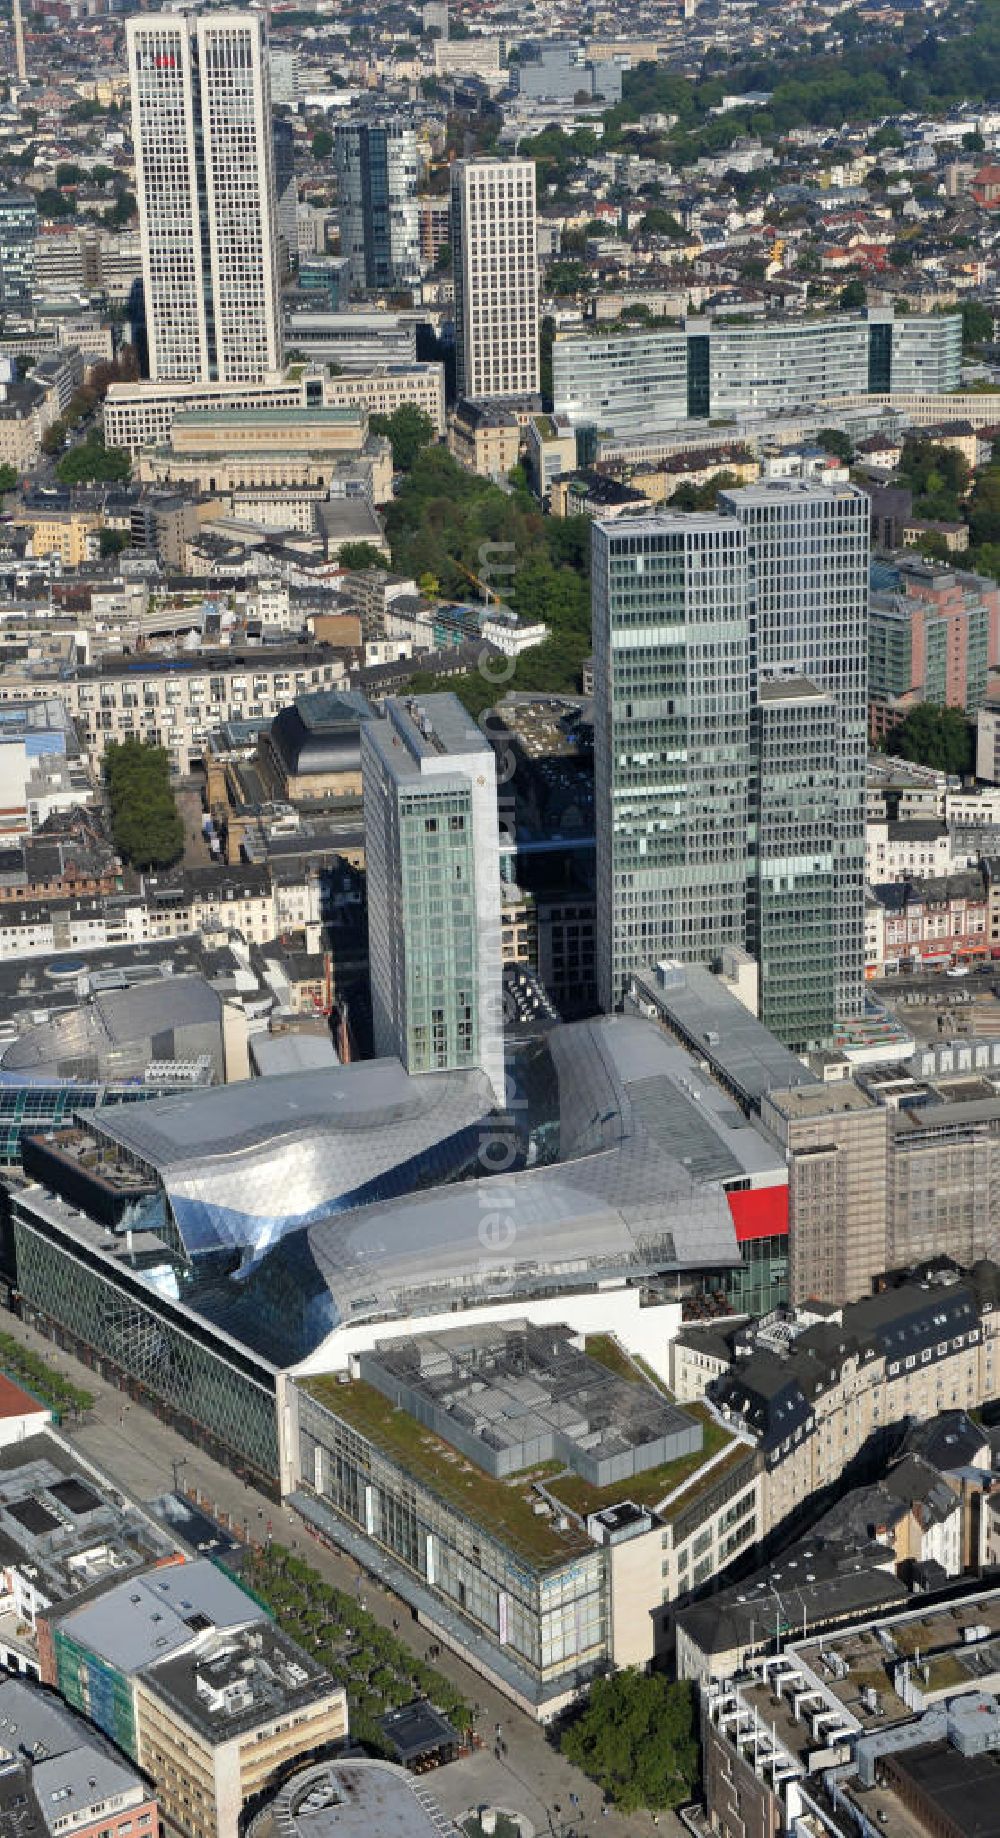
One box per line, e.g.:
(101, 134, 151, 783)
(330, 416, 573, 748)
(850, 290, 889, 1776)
(104, 740, 184, 870)
(384, 446, 591, 714)
(240, 1540, 470, 1753)
(883, 702, 975, 777)
(560, 1671, 700, 1813)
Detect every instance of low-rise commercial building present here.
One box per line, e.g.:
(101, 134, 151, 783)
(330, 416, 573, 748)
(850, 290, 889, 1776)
(285, 1322, 758, 1717)
(249, 1758, 460, 1838)
(321, 363, 446, 435)
(0, 1431, 181, 1681)
(698, 1589, 1000, 1838)
(47, 1562, 347, 1838)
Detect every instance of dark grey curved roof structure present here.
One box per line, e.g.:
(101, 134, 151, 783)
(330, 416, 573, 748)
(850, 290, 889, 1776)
(268, 689, 371, 779)
(0, 976, 223, 1083)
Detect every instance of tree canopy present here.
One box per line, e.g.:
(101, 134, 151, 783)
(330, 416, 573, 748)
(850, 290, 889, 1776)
(104, 740, 183, 870)
(962, 299, 994, 351)
(607, 0, 1000, 164)
(560, 1672, 700, 1813)
(898, 438, 970, 524)
(816, 427, 854, 464)
(338, 541, 388, 573)
(384, 447, 591, 714)
(884, 702, 974, 777)
(55, 432, 131, 486)
(368, 402, 436, 471)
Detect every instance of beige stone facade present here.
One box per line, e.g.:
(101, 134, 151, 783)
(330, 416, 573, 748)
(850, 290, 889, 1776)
(761, 1085, 889, 1306)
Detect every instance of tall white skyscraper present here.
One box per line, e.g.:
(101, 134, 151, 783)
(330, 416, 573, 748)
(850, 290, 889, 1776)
(362, 693, 504, 1102)
(127, 11, 283, 384)
(451, 157, 539, 401)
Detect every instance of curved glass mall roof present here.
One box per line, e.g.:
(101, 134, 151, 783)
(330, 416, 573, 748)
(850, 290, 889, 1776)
(90, 1059, 495, 1261)
(74, 1016, 785, 1370)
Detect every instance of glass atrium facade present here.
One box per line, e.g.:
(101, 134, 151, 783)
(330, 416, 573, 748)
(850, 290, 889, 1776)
(9, 1195, 280, 1487)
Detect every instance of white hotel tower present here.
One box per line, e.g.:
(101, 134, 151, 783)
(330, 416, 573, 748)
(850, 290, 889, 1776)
(127, 11, 283, 384)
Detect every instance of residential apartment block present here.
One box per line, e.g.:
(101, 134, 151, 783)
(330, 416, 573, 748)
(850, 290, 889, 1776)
(677, 1263, 1000, 1545)
(65, 645, 345, 773)
(0, 861, 319, 962)
(869, 554, 1000, 736)
(0, 1677, 160, 1838)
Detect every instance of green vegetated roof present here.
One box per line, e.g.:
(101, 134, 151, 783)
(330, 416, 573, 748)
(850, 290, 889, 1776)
(550, 1404, 744, 1519)
(304, 1378, 748, 1559)
(303, 1375, 593, 1570)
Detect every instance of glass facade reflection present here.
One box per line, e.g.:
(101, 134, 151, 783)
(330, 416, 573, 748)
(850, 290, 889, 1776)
(0, 1081, 184, 1172)
(10, 1198, 279, 1486)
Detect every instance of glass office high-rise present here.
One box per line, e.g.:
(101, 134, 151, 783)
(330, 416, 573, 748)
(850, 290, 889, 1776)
(0, 193, 36, 315)
(753, 679, 840, 1050)
(593, 513, 752, 1013)
(723, 480, 870, 1033)
(334, 119, 420, 297)
(271, 117, 298, 278)
(595, 482, 869, 1045)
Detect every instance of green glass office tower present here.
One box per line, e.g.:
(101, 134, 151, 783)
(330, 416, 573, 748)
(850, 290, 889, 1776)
(594, 482, 869, 1049)
(362, 693, 504, 1100)
(593, 513, 752, 1013)
(724, 481, 869, 1040)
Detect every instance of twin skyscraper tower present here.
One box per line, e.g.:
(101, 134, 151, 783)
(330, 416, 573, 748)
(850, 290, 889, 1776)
(593, 478, 869, 1052)
(127, 11, 284, 384)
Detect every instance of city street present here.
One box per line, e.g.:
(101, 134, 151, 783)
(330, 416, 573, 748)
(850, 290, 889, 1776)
(1, 1310, 682, 1838)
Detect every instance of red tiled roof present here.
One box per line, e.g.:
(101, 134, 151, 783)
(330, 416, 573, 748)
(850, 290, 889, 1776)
(0, 1374, 48, 1420)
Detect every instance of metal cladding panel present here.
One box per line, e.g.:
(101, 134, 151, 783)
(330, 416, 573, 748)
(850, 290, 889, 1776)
(727, 1183, 789, 1243)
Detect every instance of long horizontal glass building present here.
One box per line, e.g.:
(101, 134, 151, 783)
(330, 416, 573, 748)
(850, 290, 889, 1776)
(552, 308, 962, 437)
(1, 1018, 790, 1488)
